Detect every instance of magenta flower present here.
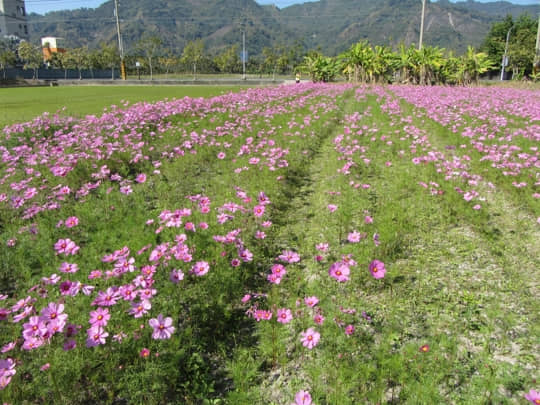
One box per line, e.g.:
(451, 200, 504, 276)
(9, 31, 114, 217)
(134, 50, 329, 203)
(253, 205, 265, 217)
(304, 296, 319, 307)
(327, 204, 338, 212)
(169, 269, 184, 283)
(344, 324, 355, 335)
(328, 262, 350, 282)
(64, 216, 79, 228)
(63, 339, 77, 351)
(278, 250, 300, 263)
(149, 314, 175, 340)
(369, 260, 386, 279)
(135, 173, 147, 183)
(129, 300, 152, 318)
(140, 348, 150, 358)
(313, 314, 325, 325)
(0, 358, 16, 390)
(191, 261, 209, 276)
(54, 238, 80, 255)
(347, 230, 363, 243)
(524, 389, 540, 404)
(276, 308, 293, 324)
(291, 390, 312, 405)
(86, 325, 108, 347)
(300, 328, 320, 349)
(22, 316, 47, 340)
(89, 308, 110, 327)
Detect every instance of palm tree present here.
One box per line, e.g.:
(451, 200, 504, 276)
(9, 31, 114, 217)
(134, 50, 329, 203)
(458, 46, 494, 85)
(341, 41, 374, 83)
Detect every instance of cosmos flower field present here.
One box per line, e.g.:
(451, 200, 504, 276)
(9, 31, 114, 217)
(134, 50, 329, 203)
(0, 83, 538, 404)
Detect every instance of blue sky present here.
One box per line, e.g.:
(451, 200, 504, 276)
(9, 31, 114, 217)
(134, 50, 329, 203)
(25, 0, 539, 15)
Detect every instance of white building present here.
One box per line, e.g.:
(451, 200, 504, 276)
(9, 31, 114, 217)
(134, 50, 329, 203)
(0, 0, 29, 40)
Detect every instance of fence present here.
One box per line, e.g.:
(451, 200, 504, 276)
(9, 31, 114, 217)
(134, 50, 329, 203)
(1, 67, 120, 80)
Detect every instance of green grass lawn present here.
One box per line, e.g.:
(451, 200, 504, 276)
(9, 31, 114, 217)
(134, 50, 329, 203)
(0, 85, 250, 129)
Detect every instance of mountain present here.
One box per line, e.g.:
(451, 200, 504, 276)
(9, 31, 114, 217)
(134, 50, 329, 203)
(27, 0, 539, 56)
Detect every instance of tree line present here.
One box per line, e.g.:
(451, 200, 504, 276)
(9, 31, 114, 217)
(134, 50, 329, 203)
(1, 13, 537, 83)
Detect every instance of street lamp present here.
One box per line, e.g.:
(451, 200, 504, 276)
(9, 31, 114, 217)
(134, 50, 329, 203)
(500, 27, 512, 81)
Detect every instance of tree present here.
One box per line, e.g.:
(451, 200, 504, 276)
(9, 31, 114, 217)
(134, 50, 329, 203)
(262, 46, 278, 79)
(69, 47, 90, 80)
(0, 49, 16, 80)
(159, 54, 178, 79)
(135, 36, 163, 80)
(298, 52, 339, 82)
(17, 41, 42, 79)
(214, 45, 240, 74)
(98, 43, 120, 80)
(482, 14, 538, 78)
(180, 40, 204, 79)
(0, 38, 17, 80)
(340, 41, 374, 83)
(457, 46, 494, 85)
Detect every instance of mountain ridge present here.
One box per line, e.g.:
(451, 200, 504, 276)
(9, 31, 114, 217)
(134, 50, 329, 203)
(26, 0, 539, 56)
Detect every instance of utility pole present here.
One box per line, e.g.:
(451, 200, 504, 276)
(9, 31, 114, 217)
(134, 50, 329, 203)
(500, 27, 512, 81)
(419, 0, 426, 50)
(114, 0, 126, 80)
(242, 29, 246, 80)
(534, 13, 540, 74)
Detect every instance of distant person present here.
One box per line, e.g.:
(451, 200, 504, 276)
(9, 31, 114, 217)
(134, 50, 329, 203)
(295, 73, 300, 84)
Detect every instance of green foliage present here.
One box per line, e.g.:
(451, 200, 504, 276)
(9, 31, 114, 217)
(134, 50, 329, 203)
(482, 13, 539, 77)
(298, 53, 340, 82)
(17, 41, 42, 79)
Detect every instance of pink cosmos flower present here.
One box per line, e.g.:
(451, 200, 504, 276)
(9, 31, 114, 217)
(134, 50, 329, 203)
(63, 339, 77, 351)
(347, 230, 362, 243)
(22, 316, 47, 340)
(129, 300, 151, 318)
(300, 328, 320, 349)
(369, 260, 386, 279)
(59, 262, 78, 274)
(169, 269, 184, 283)
(191, 261, 209, 276)
(0, 342, 15, 353)
(253, 310, 272, 321)
(278, 250, 300, 263)
(328, 262, 350, 282)
(292, 390, 312, 405)
(267, 273, 282, 284)
(140, 348, 150, 358)
(135, 173, 147, 183)
(241, 294, 251, 303)
(0, 358, 16, 390)
(364, 215, 373, 224)
(344, 324, 355, 335)
(304, 296, 319, 307)
(86, 325, 108, 347)
(276, 308, 293, 324)
(313, 314, 325, 325)
(64, 216, 79, 228)
(315, 243, 329, 252)
(54, 238, 80, 255)
(524, 389, 540, 404)
(149, 314, 175, 340)
(327, 204, 337, 212)
(253, 205, 265, 217)
(89, 308, 110, 327)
